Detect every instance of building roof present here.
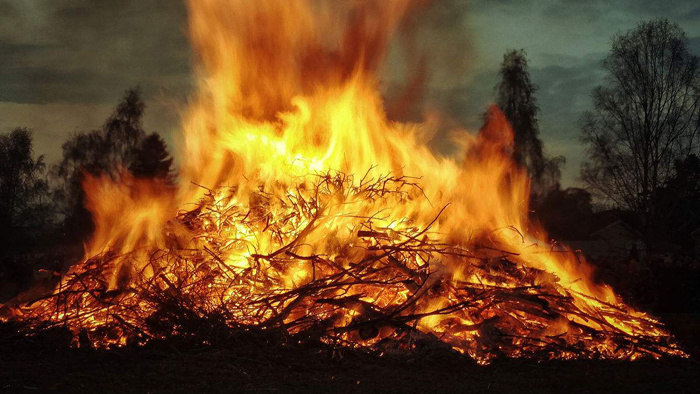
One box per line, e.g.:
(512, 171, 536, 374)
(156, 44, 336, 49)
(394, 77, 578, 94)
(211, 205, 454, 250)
(589, 219, 643, 240)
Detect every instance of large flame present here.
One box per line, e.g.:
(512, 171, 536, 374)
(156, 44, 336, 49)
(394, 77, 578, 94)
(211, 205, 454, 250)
(178, 0, 611, 306)
(2, 0, 685, 362)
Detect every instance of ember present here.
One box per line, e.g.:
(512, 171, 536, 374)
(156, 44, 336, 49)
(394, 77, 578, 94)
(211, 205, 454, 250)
(0, 0, 687, 363)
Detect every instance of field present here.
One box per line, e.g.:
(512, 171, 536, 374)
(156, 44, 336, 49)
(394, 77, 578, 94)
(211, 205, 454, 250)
(2, 314, 698, 393)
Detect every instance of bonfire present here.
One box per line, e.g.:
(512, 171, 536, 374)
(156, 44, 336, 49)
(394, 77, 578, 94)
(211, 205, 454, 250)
(0, 0, 687, 364)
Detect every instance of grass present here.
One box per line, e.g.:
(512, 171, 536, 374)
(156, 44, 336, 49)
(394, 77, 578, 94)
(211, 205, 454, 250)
(2, 316, 699, 394)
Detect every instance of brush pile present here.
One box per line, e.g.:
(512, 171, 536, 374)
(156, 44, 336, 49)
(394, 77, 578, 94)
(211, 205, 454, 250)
(2, 173, 687, 363)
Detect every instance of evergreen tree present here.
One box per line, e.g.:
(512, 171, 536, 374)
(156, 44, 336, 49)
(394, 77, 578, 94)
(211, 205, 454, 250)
(103, 88, 146, 169)
(129, 133, 175, 182)
(53, 88, 175, 242)
(495, 50, 563, 196)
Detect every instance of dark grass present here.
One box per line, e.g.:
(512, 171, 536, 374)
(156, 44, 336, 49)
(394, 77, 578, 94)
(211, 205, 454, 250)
(1, 341, 698, 393)
(1, 315, 699, 394)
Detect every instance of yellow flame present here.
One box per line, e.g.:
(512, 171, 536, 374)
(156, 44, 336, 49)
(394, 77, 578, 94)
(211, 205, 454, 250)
(89, 0, 614, 326)
(19, 0, 680, 357)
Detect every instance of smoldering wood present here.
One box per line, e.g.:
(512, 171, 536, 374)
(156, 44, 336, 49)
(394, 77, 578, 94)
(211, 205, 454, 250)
(0, 172, 686, 362)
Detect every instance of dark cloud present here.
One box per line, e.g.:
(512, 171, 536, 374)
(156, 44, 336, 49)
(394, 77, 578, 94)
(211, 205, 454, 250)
(0, 0, 192, 105)
(541, 1, 608, 23)
(0, 2, 17, 22)
(1, 0, 699, 186)
(682, 7, 700, 22)
(532, 57, 605, 137)
(530, 56, 607, 184)
(471, 0, 699, 17)
(689, 36, 700, 55)
(623, 0, 700, 20)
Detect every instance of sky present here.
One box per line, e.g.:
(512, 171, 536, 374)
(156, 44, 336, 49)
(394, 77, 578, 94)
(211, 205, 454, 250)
(0, 0, 699, 186)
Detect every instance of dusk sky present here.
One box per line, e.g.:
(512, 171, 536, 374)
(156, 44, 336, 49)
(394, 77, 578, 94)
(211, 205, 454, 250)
(1, 0, 699, 186)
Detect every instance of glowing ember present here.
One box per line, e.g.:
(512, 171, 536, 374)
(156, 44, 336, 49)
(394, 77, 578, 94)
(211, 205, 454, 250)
(0, 0, 686, 363)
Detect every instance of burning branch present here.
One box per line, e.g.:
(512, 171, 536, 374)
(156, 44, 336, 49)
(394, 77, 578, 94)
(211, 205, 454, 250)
(2, 173, 686, 363)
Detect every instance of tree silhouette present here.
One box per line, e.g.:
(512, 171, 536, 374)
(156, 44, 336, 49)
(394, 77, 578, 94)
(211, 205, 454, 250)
(0, 128, 48, 231)
(55, 89, 147, 185)
(104, 88, 146, 170)
(53, 88, 175, 242)
(580, 19, 700, 247)
(129, 133, 175, 182)
(0, 127, 50, 285)
(654, 154, 700, 249)
(495, 50, 564, 197)
(536, 187, 594, 240)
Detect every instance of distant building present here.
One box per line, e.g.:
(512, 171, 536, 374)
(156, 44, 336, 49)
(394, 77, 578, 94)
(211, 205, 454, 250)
(567, 218, 645, 263)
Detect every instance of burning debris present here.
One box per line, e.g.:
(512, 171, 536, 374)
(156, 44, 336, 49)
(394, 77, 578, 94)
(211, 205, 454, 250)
(2, 171, 686, 363)
(0, 0, 688, 363)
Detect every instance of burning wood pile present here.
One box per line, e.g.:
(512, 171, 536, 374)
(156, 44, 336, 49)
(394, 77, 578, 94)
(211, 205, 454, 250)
(0, 0, 688, 363)
(3, 170, 686, 363)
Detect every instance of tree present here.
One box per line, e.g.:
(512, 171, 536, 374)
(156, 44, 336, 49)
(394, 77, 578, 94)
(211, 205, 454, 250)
(129, 133, 175, 182)
(0, 128, 48, 230)
(53, 88, 175, 241)
(580, 19, 700, 247)
(653, 154, 700, 249)
(0, 128, 50, 280)
(53, 129, 112, 240)
(55, 88, 147, 185)
(103, 88, 146, 170)
(495, 50, 564, 196)
(536, 187, 594, 240)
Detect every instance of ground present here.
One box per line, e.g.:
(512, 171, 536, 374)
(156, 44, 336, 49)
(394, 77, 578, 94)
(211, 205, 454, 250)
(1, 345, 698, 393)
(1, 314, 699, 393)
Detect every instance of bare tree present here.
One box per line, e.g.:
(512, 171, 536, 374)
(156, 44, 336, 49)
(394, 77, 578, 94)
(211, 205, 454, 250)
(580, 19, 700, 246)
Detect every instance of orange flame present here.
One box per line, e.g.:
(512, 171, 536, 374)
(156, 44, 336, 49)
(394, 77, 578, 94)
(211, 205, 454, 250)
(3, 0, 685, 362)
(173, 0, 612, 306)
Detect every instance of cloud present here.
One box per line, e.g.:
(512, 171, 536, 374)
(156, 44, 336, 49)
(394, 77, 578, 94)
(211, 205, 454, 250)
(0, 0, 191, 161)
(531, 56, 607, 185)
(0, 0, 192, 105)
(1, 0, 698, 185)
(689, 36, 700, 55)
